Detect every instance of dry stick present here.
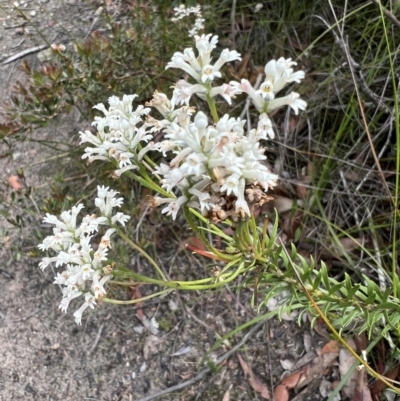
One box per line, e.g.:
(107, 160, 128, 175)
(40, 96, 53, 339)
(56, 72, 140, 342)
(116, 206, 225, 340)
(87, 323, 104, 355)
(2, 45, 48, 64)
(370, 0, 400, 30)
(10, 303, 53, 323)
(135, 319, 267, 401)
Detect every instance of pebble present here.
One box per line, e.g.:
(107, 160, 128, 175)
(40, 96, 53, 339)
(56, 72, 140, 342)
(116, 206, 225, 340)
(30, 10, 37, 17)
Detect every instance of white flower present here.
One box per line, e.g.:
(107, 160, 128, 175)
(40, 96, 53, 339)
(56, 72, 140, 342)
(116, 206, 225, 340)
(188, 187, 212, 213)
(257, 113, 275, 139)
(79, 130, 102, 147)
(171, 80, 207, 107)
(264, 58, 305, 93)
(180, 152, 207, 176)
(145, 91, 173, 117)
(255, 80, 275, 101)
(99, 228, 116, 249)
(92, 274, 110, 300)
(220, 174, 240, 197)
(95, 185, 124, 217)
(73, 293, 97, 325)
(153, 163, 171, 176)
(59, 287, 82, 313)
(167, 54, 200, 81)
(213, 48, 242, 71)
(39, 256, 58, 270)
(112, 164, 138, 178)
(232, 79, 264, 111)
(235, 178, 251, 216)
(171, 5, 204, 37)
(161, 196, 188, 220)
(42, 213, 67, 231)
(111, 212, 130, 226)
(161, 168, 186, 192)
(268, 92, 307, 114)
(201, 64, 222, 83)
(210, 83, 242, 105)
(194, 34, 218, 65)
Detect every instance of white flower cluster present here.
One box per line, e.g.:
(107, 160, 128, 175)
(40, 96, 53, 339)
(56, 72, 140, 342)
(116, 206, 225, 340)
(166, 34, 242, 105)
(80, 33, 307, 222)
(149, 109, 279, 220)
(171, 4, 205, 37)
(38, 186, 130, 324)
(233, 57, 307, 114)
(79, 95, 152, 178)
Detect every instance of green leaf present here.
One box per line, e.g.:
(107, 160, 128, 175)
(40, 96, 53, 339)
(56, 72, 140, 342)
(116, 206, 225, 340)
(320, 262, 331, 290)
(311, 270, 322, 291)
(329, 282, 345, 296)
(341, 307, 361, 329)
(347, 284, 361, 300)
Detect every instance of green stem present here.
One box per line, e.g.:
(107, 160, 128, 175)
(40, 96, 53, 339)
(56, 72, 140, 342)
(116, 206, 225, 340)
(113, 259, 246, 290)
(103, 288, 173, 305)
(116, 227, 166, 280)
(206, 95, 219, 123)
(124, 170, 172, 198)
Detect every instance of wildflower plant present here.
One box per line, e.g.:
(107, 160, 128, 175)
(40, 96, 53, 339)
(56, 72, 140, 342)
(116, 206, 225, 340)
(36, 9, 400, 391)
(38, 24, 309, 323)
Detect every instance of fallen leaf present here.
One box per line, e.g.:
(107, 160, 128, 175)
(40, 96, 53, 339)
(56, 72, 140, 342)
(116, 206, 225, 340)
(280, 370, 302, 389)
(339, 339, 358, 399)
(222, 388, 230, 401)
(321, 340, 339, 355)
(8, 175, 22, 191)
(272, 195, 295, 213)
(353, 332, 367, 352)
(184, 236, 206, 251)
(294, 351, 317, 369)
(130, 284, 144, 320)
(296, 353, 338, 389)
(274, 384, 289, 401)
(237, 354, 270, 399)
(370, 365, 399, 395)
(170, 346, 192, 357)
